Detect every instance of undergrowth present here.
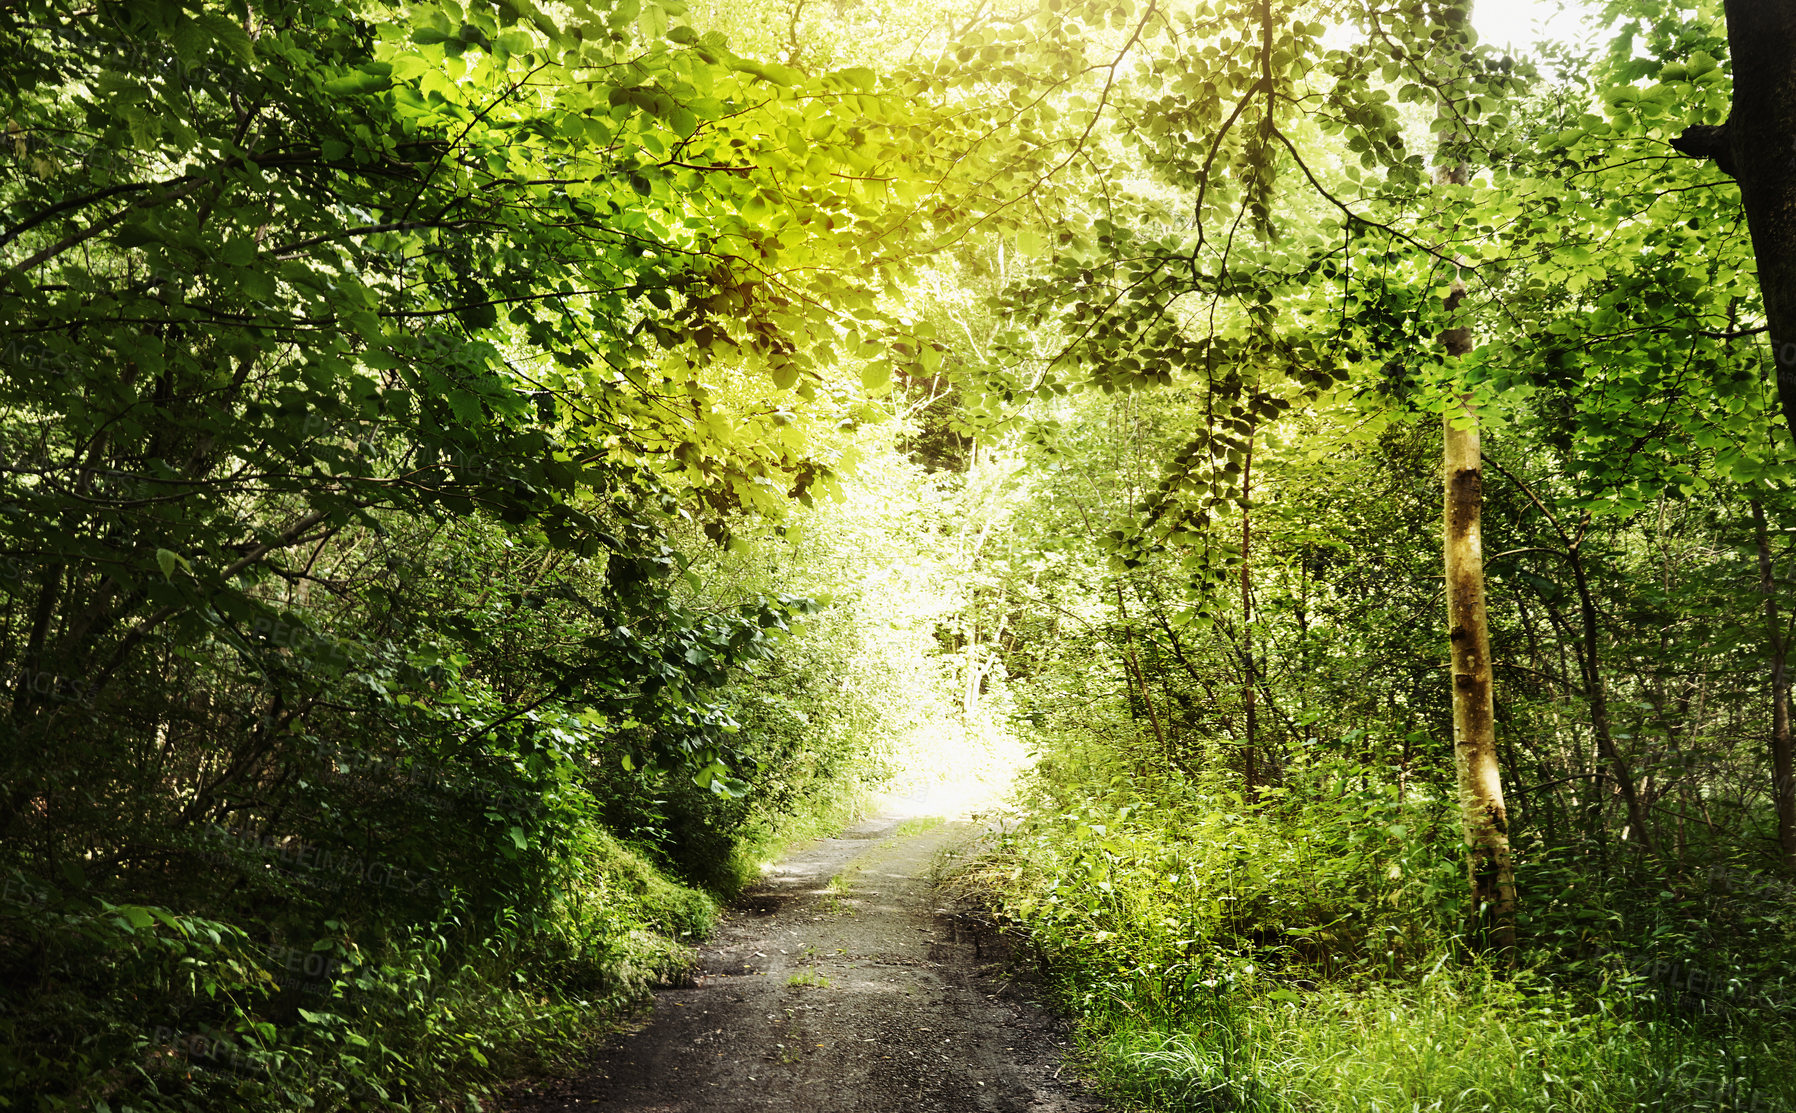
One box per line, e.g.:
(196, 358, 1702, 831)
(1086, 972, 1796, 1112)
(967, 734, 1796, 1113)
(0, 770, 882, 1112)
(0, 830, 711, 1112)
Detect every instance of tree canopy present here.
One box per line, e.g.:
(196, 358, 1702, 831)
(4, 0, 1796, 1109)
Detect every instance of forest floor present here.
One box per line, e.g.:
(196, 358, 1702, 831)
(500, 786, 1107, 1113)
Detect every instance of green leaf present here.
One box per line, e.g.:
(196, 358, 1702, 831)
(446, 390, 484, 426)
(638, 3, 669, 39)
(323, 67, 393, 97)
(741, 191, 773, 224)
(835, 66, 876, 91)
(155, 549, 192, 581)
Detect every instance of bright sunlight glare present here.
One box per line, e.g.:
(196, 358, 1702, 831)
(1472, 0, 1594, 54)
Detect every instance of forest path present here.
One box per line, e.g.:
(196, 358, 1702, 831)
(502, 789, 1105, 1113)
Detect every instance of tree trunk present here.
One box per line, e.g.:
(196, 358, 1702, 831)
(1566, 547, 1659, 859)
(1672, 5, 1796, 441)
(1444, 402, 1518, 962)
(963, 594, 980, 719)
(1241, 430, 1257, 794)
(1667, 21, 1796, 857)
(1751, 498, 1796, 870)
(1114, 584, 1168, 758)
(961, 439, 987, 721)
(1437, 1, 1516, 962)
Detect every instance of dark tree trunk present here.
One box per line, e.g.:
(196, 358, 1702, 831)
(1673, 4, 1796, 440)
(1751, 499, 1796, 870)
(1567, 549, 1659, 859)
(1114, 584, 1167, 759)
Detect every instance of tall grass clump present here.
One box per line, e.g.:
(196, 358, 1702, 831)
(971, 730, 1796, 1113)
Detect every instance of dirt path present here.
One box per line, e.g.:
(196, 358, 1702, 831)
(502, 799, 1106, 1113)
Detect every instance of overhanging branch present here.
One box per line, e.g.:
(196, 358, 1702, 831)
(1669, 122, 1735, 177)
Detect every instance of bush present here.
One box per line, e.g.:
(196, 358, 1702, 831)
(972, 729, 1796, 1113)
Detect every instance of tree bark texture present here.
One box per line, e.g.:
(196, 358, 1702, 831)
(1675, 4, 1796, 440)
(1437, 1, 1517, 958)
(1241, 431, 1257, 794)
(1444, 410, 1519, 959)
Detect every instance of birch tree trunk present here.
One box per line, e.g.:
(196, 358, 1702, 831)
(1437, 3, 1517, 961)
(1443, 377, 1518, 961)
(1241, 430, 1257, 795)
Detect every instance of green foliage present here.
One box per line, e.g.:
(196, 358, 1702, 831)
(0, 0, 996, 1102)
(0, 830, 711, 1111)
(978, 733, 1796, 1113)
(5, 0, 1796, 1106)
(989, 734, 1464, 1006)
(1087, 969, 1796, 1113)
(966, 380, 1796, 1104)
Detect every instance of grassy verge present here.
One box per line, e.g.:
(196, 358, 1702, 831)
(1084, 971, 1796, 1112)
(0, 830, 717, 1112)
(962, 744, 1796, 1113)
(4, 774, 901, 1113)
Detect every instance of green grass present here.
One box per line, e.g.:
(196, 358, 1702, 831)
(1085, 970, 1796, 1112)
(824, 864, 862, 895)
(787, 967, 832, 989)
(893, 815, 947, 837)
(968, 748, 1796, 1113)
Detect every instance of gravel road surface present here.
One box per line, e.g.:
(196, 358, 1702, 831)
(502, 804, 1106, 1113)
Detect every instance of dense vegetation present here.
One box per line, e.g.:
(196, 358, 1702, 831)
(2, 0, 1793, 1110)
